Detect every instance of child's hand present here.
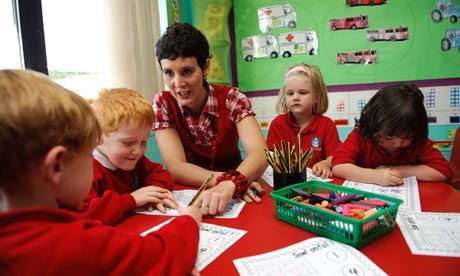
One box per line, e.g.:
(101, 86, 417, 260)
(178, 206, 202, 226)
(312, 161, 333, 178)
(131, 186, 178, 210)
(189, 266, 201, 276)
(374, 167, 403, 186)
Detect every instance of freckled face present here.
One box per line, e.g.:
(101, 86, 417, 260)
(98, 121, 150, 171)
(160, 57, 210, 114)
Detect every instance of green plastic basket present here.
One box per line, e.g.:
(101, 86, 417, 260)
(270, 180, 403, 248)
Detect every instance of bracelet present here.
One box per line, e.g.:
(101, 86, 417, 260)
(215, 170, 249, 199)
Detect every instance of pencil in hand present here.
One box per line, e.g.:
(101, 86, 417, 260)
(188, 174, 214, 206)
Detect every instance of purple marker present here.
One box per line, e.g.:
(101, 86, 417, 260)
(331, 194, 356, 205)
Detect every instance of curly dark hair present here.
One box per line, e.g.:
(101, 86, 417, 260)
(155, 23, 211, 70)
(359, 82, 428, 146)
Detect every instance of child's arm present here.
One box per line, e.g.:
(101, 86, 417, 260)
(131, 186, 178, 212)
(384, 164, 448, 182)
(333, 163, 404, 186)
(312, 156, 333, 178)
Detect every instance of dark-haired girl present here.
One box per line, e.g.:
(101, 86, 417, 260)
(332, 82, 452, 186)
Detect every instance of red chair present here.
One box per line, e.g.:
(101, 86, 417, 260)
(449, 127, 460, 190)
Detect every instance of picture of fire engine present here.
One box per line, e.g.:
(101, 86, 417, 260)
(242, 35, 279, 62)
(258, 3, 297, 33)
(431, 0, 460, 23)
(346, 0, 387, 6)
(279, 30, 318, 57)
(441, 28, 460, 51)
(328, 14, 368, 31)
(366, 26, 409, 42)
(337, 49, 378, 64)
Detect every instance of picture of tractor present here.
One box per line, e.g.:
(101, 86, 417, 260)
(431, 0, 460, 23)
(441, 28, 460, 51)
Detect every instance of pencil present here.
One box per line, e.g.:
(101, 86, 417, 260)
(188, 174, 214, 206)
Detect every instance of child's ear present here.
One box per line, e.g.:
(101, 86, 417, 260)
(97, 136, 104, 145)
(42, 146, 67, 187)
(203, 58, 211, 77)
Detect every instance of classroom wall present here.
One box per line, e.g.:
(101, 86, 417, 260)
(233, 0, 460, 91)
(249, 84, 460, 144)
(152, 0, 459, 165)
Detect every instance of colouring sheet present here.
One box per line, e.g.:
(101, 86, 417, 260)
(262, 166, 332, 187)
(397, 211, 460, 257)
(342, 176, 421, 212)
(135, 190, 246, 218)
(141, 220, 247, 271)
(233, 237, 387, 276)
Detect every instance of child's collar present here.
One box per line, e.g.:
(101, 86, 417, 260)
(92, 148, 117, 171)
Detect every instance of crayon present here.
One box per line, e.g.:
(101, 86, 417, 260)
(292, 188, 331, 203)
(349, 200, 381, 209)
(363, 208, 379, 219)
(350, 208, 365, 219)
(331, 194, 357, 205)
(341, 203, 372, 211)
(361, 199, 390, 207)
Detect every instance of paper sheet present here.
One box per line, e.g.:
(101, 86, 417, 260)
(135, 189, 246, 218)
(397, 211, 460, 257)
(141, 220, 246, 271)
(342, 176, 421, 212)
(262, 166, 332, 187)
(233, 237, 387, 276)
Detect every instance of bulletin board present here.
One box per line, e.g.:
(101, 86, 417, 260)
(233, 0, 460, 92)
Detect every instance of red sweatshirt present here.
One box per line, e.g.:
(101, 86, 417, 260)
(81, 155, 175, 225)
(266, 113, 342, 167)
(0, 207, 199, 276)
(332, 129, 453, 181)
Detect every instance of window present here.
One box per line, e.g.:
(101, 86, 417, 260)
(6, 0, 166, 100)
(0, 0, 23, 69)
(41, 0, 108, 99)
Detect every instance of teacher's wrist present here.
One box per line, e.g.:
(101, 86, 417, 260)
(215, 170, 249, 199)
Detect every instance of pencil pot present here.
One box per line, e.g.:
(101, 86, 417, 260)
(273, 171, 307, 190)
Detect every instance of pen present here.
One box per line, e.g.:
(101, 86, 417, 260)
(188, 174, 214, 206)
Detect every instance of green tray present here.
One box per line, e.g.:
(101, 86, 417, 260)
(270, 180, 403, 248)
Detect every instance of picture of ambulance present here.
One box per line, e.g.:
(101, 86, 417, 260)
(258, 3, 297, 33)
(242, 35, 279, 62)
(279, 30, 318, 57)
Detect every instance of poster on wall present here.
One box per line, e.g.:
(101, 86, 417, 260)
(233, 0, 460, 93)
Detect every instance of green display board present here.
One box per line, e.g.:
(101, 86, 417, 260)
(234, 0, 460, 92)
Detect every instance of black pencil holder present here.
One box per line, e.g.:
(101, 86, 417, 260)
(273, 170, 307, 190)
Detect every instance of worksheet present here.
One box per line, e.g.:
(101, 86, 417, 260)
(141, 220, 247, 271)
(135, 190, 246, 218)
(397, 212, 460, 257)
(262, 166, 332, 187)
(233, 237, 387, 276)
(342, 176, 421, 212)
